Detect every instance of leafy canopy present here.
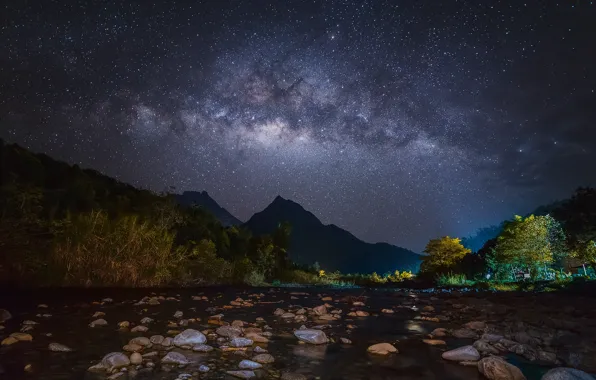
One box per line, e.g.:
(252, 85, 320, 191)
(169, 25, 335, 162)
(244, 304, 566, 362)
(420, 236, 471, 273)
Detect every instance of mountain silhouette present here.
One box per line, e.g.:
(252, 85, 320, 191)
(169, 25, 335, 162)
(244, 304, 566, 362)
(245, 196, 421, 273)
(176, 191, 242, 226)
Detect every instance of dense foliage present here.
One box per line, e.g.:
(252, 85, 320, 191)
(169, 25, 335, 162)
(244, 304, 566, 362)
(0, 140, 291, 286)
(420, 236, 471, 275)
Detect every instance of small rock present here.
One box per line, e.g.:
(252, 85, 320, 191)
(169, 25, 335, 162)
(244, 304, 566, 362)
(230, 337, 253, 347)
(452, 328, 478, 339)
(422, 305, 435, 312)
(216, 325, 242, 338)
(10, 332, 33, 341)
(173, 311, 183, 318)
(130, 352, 143, 365)
(541, 368, 595, 380)
(123, 343, 143, 352)
(173, 329, 206, 346)
(294, 329, 329, 345)
(442, 346, 480, 362)
(48, 343, 73, 352)
(464, 321, 486, 331)
(252, 353, 275, 364)
(89, 319, 108, 327)
(226, 370, 256, 379)
(131, 325, 148, 333)
(101, 352, 130, 371)
(192, 344, 214, 352)
(1, 337, 18, 345)
(92, 311, 105, 318)
(478, 356, 526, 380)
(254, 346, 267, 353)
(129, 337, 150, 346)
(161, 351, 190, 365)
(245, 332, 268, 343)
(340, 337, 352, 344)
(140, 317, 153, 324)
(313, 305, 327, 315)
(149, 335, 164, 345)
(118, 321, 130, 328)
(368, 343, 398, 355)
(198, 365, 210, 373)
(22, 320, 38, 325)
(281, 373, 307, 380)
(474, 340, 501, 355)
(239, 360, 262, 369)
(0, 309, 11, 323)
(381, 309, 394, 314)
(423, 339, 446, 346)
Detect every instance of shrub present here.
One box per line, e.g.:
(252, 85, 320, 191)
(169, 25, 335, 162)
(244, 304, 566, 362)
(436, 272, 469, 287)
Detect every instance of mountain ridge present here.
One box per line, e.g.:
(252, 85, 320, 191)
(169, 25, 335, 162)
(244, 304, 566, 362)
(244, 195, 421, 274)
(175, 191, 242, 226)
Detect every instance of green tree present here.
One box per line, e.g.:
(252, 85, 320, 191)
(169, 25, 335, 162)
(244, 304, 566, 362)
(420, 236, 471, 274)
(491, 214, 566, 280)
(571, 240, 596, 275)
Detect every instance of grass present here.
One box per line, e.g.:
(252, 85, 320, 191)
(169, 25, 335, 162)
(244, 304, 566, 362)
(435, 272, 472, 287)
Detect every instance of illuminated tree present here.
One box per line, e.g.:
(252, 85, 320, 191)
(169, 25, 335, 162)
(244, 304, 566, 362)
(491, 214, 566, 280)
(420, 236, 471, 274)
(571, 240, 596, 275)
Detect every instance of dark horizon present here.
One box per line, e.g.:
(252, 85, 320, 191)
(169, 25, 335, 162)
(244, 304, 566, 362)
(1, 0, 595, 251)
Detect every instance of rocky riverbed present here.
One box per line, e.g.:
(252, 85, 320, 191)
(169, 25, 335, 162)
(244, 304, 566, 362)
(0, 287, 595, 380)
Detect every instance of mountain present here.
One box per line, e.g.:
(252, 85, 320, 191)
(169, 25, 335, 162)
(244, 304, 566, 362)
(244, 196, 421, 273)
(175, 191, 242, 226)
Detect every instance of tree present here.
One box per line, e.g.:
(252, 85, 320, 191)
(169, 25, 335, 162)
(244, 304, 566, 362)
(491, 215, 566, 280)
(570, 240, 596, 275)
(420, 236, 471, 274)
(552, 187, 596, 250)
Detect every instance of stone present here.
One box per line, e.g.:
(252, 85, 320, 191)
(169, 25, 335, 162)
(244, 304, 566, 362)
(10, 332, 33, 341)
(92, 311, 105, 318)
(161, 337, 173, 347)
(161, 351, 190, 365)
(239, 360, 262, 369)
(465, 321, 487, 331)
(294, 329, 329, 345)
(173, 329, 207, 346)
(422, 305, 435, 312)
(452, 328, 478, 339)
(538, 350, 558, 364)
(101, 352, 130, 371)
(367, 343, 398, 355)
(123, 343, 143, 352)
(231, 320, 245, 327)
(252, 353, 275, 364)
(22, 320, 38, 325)
(281, 312, 296, 319)
(483, 333, 505, 342)
(131, 325, 148, 333)
(1, 337, 18, 345)
(431, 328, 447, 337)
(216, 325, 242, 338)
(89, 319, 108, 327)
(107, 373, 124, 380)
(273, 308, 285, 316)
(381, 309, 394, 314)
(340, 337, 352, 344)
(129, 337, 150, 346)
(149, 335, 164, 345)
(474, 340, 501, 355)
(348, 310, 370, 317)
(0, 309, 12, 323)
(193, 344, 214, 352)
(48, 343, 73, 352)
(198, 365, 210, 373)
(230, 337, 254, 347)
(442, 346, 480, 362)
(118, 321, 130, 328)
(226, 370, 256, 379)
(140, 317, 153, 324)
(245, 332, 269, 343)
(173, 310, 183, 318)
(423, 339, 446, 346)
(541, 368, 595, 380)
(130, 352, 143, 365)
(254, 346, 267, 353)
(313, 305, 327, 315)
(478, 357, 526, 380)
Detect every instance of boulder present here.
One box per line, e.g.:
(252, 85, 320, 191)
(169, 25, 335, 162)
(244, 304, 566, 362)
(294, 329, 329, 345)
(367, 343, 398, 355)
(541, 368, 595, 380)
(173, 329, 206, 346)
(478, 356, 526, 380)
(442, 346, 480, 362)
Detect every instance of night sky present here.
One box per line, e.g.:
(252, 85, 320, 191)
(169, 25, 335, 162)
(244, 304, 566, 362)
(1, 0, 595, 251)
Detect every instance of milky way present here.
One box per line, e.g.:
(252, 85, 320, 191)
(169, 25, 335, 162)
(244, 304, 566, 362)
(1, 0, 595, 250)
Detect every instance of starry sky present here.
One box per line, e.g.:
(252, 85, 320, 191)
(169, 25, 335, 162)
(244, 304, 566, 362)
(1, 0, 595, 251)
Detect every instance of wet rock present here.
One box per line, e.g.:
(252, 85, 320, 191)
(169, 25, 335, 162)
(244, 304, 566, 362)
(381, 309, 394, 314)
(10, 332, 33, 341)
(107, 373, 124, 380)
(232, 320, 245, 327)
(347, 311, 370, 317)
(149, 335, 164, 345)
(118, 321, 130, 328)
(431, 328, 447, 337)
(252, 353, 275, 364)
(140, 317, 153, 324)
(1, 336, 18, 345)
(142, 351, 158, 358)
(465, 321, 487, 331)
(422, 305, 435, 312)
(0, 309, 11, 323)
(173, 329, 207, 346)
(131, 325, 148, 333)
(192, 344, 214, 352)
(510, 343, 537, 361)
(294, 315, 307, 323)
(254, 346, 267, 353)
(442, 346, 480, 362)
(239, 360, 262, 369)
(173, 311, 183, 318)
(102, 352, 130, 371)
(22, 320, 38, 325)
(161, 351, 190, 365)
(538, 350, 558, 364)
(89, 319, 108, 327)
(281, 373, 307, 380)
(48, 343, 73, 352)
(198, 365, 210, 373)
(483, 333, 505, 342)
(294, 329, 329, 345)
(474, 340, 501, 355)
(541, 368, 595, 380)
(245, 332, 269, 343)
(423, 339, 446, 346)
(230, 337, 254, 347)
(368, 343, 398, 355)
(130, 352, 143, 365)
(340, 337, 352, 344)
(313, 305, 327, 315)
(478, 357, 526, 380)
(129, 337, 150, 346)
(452, 328, 478, 339)
(161, 337, 173, 347)
(217, 325, 242, 338)
(123, 343, 143, 352)
(226, 370, 256, 379)
(281, 312, 296, 319)
(92, 311, 105, 318)
(274, 308, 285, 316)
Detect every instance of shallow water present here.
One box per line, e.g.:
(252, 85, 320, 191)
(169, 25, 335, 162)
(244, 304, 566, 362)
(0, 287, 552, 380)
